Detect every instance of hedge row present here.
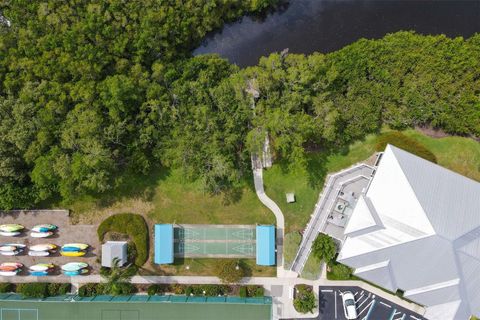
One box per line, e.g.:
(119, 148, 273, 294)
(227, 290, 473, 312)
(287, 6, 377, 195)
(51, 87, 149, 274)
(78, 282, 136, 297)
(10, 283, 71, 298)
(239, 285, 264, 298)
(97, 213, 149, 266)
(375, 131, 437, 163)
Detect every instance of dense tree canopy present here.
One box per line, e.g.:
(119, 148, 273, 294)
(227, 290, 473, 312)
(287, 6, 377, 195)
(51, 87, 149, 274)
(0, 1, 479, 208)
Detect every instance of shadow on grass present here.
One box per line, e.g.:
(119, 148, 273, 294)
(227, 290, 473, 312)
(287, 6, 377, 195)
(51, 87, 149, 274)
(53, 166, 172, 210)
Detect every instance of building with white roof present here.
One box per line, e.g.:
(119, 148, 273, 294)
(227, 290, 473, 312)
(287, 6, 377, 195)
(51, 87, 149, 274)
(338, 144, 480, 320)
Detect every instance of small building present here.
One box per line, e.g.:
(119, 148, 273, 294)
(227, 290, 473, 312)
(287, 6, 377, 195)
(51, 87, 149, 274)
(256, 225, 276, 266)
(101, 241, 127, 268)
(154, 224, 174, 264)
(286, 193, 295, 203)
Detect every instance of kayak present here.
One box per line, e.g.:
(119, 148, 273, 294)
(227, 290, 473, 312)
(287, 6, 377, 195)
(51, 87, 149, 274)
(64, 269, 88, 276)
(29, 244, 57, 251)
(3, 243, 26, 248)
(28, 250, 50, 257)
(0, 224, 24, 232)
(60, 250, 85, 257)
(61, 246, 81, 252)
(31, 224, 57, 233)
(62, 243, 89, 250)
(0, 270, 19, 276)
(0, 249, 22, 256)
(61, 262, 88, 272)
(30, 263, 54, 272)
(0, 245, 17, 251)
(0, 265, 19, 271)
(30, 231, 53, 238)
(1, 262, 23, 268)
(30, 270, 49, 276)
(0, 231, 21, 237)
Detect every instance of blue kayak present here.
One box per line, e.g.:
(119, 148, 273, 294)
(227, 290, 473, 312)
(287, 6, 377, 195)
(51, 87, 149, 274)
(30, 271, 49, 276)
(61, 246, 81, 252)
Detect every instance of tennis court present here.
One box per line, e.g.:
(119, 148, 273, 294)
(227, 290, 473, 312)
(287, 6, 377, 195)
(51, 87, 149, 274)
(174, 224, 256, 258)
(0, 294, 271, 320)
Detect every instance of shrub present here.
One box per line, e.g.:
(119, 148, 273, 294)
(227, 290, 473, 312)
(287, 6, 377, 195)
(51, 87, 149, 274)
(202, 284, 225, 296)
(97, 213, 149, 266)
(375, 131, 437, 163)
(311, 233, 336, 263)
(253, 286, 264, 297)
(214, 260, 244, 284)
(147, 284, 159, 296)
(116, 283, 136, 295)
(0, 283, 13, 293)
(17, 283, 48, 298)
(171, 284, 185, 294)
(293, 285, 316, 314)
(78, 283, 104, 297)
(185, 286, 193, 296)
(239, 286, 247, 298)
(47, 283, 71, 296)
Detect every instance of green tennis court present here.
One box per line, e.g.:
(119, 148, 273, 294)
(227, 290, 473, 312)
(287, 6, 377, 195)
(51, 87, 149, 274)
(174, 224, 256, 258)
(0, 296, 272, 320)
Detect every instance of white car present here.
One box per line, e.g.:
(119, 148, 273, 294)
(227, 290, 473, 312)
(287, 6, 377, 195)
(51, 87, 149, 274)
(342, 291, 358, 320)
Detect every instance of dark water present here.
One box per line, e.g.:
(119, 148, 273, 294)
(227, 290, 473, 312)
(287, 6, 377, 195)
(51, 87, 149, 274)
(193, 0, 480, 67)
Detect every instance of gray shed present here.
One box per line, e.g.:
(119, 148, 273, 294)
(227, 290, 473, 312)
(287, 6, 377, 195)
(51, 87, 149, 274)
(102, 241, 128, 268)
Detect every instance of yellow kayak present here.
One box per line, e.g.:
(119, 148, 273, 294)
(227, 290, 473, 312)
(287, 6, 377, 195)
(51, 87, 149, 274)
(60, 250, 85, 257)
(62, 243, 89, 250)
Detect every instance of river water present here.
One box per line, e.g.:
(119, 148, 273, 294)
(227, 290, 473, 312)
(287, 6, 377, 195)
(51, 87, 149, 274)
(193, 0, 480, 67)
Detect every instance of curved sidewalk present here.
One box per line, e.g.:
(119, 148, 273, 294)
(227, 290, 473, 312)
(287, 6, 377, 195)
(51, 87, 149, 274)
(252, 165, 286, 276)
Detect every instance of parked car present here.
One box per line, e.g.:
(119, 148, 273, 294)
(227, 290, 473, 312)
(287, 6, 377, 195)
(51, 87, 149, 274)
(342, 291, 358, 320)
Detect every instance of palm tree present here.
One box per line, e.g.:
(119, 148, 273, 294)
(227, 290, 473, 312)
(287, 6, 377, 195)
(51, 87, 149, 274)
(102, 257, 136, 295)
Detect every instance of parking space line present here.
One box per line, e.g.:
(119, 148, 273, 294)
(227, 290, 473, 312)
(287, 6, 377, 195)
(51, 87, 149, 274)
(321, 289, 333, 293)
(380, 301, 392, 308)
(362, 300, 376, 320)
(334, 291, 337, 319)
(410, 316, 421, 320)
(358, 300, 374, 316)
(357, 295, 368, 309)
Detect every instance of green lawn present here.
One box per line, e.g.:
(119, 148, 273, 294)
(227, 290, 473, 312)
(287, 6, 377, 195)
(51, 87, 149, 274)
(65, 167, 273, 227)
(141, 258, 276, 277)
(300, 254, 322, 280)
(263, 129, 480, 234)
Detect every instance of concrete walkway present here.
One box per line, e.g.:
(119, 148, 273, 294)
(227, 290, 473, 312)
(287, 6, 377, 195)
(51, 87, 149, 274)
(251, 155, 287, 277)
(290, 163, 374, 274)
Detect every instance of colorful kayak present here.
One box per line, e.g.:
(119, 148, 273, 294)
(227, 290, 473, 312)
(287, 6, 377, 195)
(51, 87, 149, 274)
(0, 270, 20, 276)
(30, 270, 49, 276)
(0, 224, 24, 232)
(62, 243, 89, 250)
(0, 249, 22, 256)
(29, 244, 57, 251)
(1, 262, 23, 268)
(29, 263, 54, 272)
(60, 250, 85, 257)
(61, 262, 88, 272)
(61, 246, 81, 252)
(30, 231, 53, 238)
(28, 250, 50, 257)
(31, 224, 57, 233)
(0, 265, 19, 272)
(0, 231, 21, 237)
(64, 269, 88, 276)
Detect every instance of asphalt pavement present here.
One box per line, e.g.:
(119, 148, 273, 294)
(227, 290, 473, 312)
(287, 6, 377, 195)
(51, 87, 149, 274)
(318, 286, 427, 320)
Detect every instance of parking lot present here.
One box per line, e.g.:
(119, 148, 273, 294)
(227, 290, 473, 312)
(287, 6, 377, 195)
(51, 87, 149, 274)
(318, 286, 426, 320)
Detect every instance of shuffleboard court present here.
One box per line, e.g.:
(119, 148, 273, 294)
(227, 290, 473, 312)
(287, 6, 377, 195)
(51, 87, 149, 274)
(0, 298, 271, 320)
(174, 224, 256, 258)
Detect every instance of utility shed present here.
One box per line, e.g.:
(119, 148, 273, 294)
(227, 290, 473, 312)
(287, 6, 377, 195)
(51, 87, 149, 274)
(155, 224, 174, 264)
(256, 225, 276, 266)
(102, 241, 127, 268)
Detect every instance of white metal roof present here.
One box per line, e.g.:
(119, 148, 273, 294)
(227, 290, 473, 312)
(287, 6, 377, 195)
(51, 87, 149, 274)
(339, 145, 480, 320)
